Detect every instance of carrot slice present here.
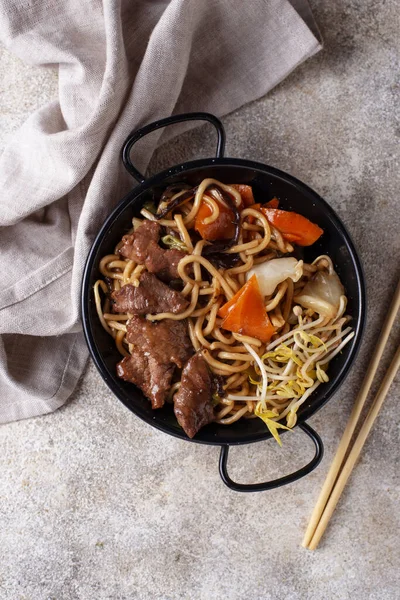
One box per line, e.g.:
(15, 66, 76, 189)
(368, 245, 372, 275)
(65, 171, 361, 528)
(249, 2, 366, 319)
(218, 282, 247, 320)
(230, 184, 255, 207)
(218, 275, 275, 343)
(264, 197, 279, 209)
(195, 184, 255, 241)
(195, 196, 236, 241)
(260, 207, 323, 246)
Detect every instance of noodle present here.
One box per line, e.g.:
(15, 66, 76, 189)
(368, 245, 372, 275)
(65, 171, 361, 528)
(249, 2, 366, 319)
(174, 214, 193, 252)
(265, 281, 288, 312)
(94, 280, 112, 334)
(94, 177, 353, 438)
(177, 255, 236, 299)
(201, 195, 220, 225)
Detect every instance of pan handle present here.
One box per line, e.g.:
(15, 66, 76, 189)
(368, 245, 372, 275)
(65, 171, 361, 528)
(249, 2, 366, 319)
(218, 423, 324, 493)
(121, 112, 226, 183)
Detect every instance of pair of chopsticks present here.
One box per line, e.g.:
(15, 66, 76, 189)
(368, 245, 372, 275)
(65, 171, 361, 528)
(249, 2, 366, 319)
(302, 277, 400, 550)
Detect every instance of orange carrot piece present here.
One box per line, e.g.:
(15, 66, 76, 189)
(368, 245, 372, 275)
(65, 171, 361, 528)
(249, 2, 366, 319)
(264, 197, 279, 209)
(260, 207, 323, 246)
(194, 184, 256, 241)
(218, 275, 275, 343)
(195, 197, 236, 241)
(231, 184, 255, 207)
(195, 184, 255, 241)
(218, 282, 247, 320)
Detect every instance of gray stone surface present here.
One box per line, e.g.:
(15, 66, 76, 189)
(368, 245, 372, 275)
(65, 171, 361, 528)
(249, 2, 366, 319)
(1, 1, 399, 599)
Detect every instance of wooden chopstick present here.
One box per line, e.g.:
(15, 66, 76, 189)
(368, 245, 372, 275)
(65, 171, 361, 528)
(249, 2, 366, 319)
(308, 343, 400, 549)
(302, 276, 400, 549)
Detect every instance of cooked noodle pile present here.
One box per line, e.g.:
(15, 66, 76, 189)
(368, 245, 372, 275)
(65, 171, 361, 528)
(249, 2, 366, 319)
(94, 178, 354, 442)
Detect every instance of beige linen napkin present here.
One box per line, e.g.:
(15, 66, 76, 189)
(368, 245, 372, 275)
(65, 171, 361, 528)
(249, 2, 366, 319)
(0, 0, 321, 422)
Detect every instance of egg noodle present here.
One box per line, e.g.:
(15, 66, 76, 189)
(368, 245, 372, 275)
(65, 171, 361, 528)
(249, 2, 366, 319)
(94, 178, 354, 443)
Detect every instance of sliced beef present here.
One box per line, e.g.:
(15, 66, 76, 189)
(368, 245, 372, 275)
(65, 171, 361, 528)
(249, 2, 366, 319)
(173, 353, 216, 438)
(145, 244, 186, 281)
(126, 316, 193, 368)
(119, 220, 186, 281)
(117, 315, 193, 409)
(119, 220, 160, 263)
(116, 351, 174, 409)
(111, 272, 189, 315)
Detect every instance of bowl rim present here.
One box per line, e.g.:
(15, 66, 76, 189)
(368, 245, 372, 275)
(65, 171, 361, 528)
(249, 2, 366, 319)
(81, 156, 367, 446)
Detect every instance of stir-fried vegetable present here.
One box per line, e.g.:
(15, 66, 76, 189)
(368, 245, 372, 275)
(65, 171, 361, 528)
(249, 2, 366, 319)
(294, 270, 344, 318)
(195, 195, 237, 241)
(161, 235, 188, 252)
(155, 185, 194, 219)
(218, 275, 275, 343)
(246, 257, 303, 297)
(254, 404, 291, 446)
(230, 184, 255, 207)
(260, 206, 323, 246)
(195, 183, 254, 242)
(143, 199, 157, 214)
(264, 197, 279, 209)
(248, 199, 278, 221)
(249, 321, 354, 434)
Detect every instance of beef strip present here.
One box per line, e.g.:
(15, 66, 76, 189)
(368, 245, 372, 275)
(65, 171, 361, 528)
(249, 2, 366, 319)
(145, 243, 186, 281)
(126, 316, 193, 368)
(111, 272, 189, 315)
(117, 315, 193, 408)
(119, 220, 160, 262)
(116, 351, 174, 409)
(173, 353, 216, 438)
(119, 220, 186, 281)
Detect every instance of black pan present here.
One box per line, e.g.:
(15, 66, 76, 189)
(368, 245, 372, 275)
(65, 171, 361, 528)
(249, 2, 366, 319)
(81, 113, 366, 492)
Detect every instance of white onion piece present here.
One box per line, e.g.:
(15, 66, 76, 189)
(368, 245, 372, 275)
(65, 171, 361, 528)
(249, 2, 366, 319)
(294, 270, 344, 319)
(246, 257, 303, 297)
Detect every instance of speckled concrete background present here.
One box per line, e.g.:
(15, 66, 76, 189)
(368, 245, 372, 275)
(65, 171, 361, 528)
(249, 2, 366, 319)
(1, 1, 399, 599)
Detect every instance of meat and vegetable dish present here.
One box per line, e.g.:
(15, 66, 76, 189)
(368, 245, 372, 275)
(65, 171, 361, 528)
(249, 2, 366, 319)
(94, 179, 354, 442)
